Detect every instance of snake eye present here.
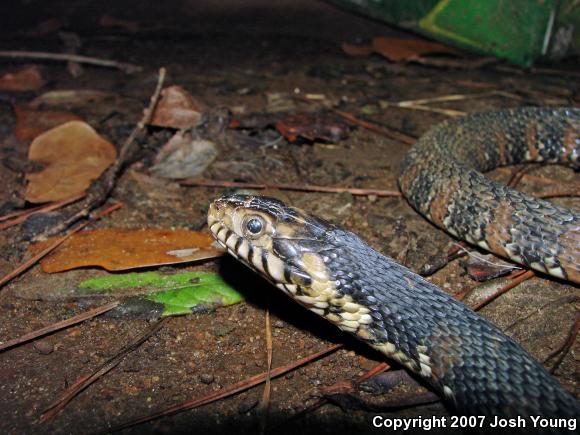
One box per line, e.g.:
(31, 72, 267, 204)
(244, 216, 265, 238)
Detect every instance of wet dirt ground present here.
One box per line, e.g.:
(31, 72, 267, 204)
(0, 1, 579, 434)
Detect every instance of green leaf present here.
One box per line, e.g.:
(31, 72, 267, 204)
(78, 271, 243, 316)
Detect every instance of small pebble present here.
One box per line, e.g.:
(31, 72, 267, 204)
(273, 320, 285, 329)
(199, 374, 214, 384)
(213, 325, 234, 337)
(34, 341, 54, 355)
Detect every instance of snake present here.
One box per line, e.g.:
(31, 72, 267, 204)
(207, 107, 580, 418)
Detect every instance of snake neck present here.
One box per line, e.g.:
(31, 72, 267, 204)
(292, 228, 580, 418)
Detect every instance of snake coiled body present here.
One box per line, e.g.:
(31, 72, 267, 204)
(399, 107, 580, 283)
(208, 107, 580, 419)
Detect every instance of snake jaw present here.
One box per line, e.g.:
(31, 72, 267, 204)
(208, 194, 323, 288)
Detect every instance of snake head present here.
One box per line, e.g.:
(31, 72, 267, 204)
(208, 194, 334, 294)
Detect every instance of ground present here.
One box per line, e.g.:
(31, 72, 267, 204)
(0, 1, 578, 434)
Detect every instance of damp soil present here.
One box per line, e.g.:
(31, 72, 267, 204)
(0, 1, 578, 434)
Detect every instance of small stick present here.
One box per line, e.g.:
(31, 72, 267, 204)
(0, 301, 118, 352)
(546, 312, 580, 374)
(494, 168, 577, 186)
(506, 164, 530, 188)
(471, 270, 535, 311)
(0, 203, 46, 222)
(276, 361, 391, 428)
(506, 296, 579, 332)
(100, 343, 343, 434)
(379, 92, 517, 117)
(40, 317, 169, 423)
(388, 92, 497, 106)
(258, 302, 273, 433)
(180, 179, 401, 197)
(385, 104, 465, 117)
(537, 191, 580, 199)
(454, 268, 528, 301)
(0, 50, 141, 73)
(0, 193, 85, 230)
(503, 166, 578, 200)
(493, 65, 580, 79)
(0, 202, 122, 290)
(331, 109, 416, 145)
(355, 362, 391, 383)
(292, 94, 416, 145)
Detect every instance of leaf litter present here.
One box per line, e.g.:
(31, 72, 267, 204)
(25, 121, 117, 203)
(342, 36, 459, 61)
(148, 85, 205, 129)
(13, 105, 82, 141)
(29, 227, 224, 272)
(0, 65, 46, 92)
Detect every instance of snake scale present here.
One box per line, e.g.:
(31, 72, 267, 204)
(208, 107, 580, 418)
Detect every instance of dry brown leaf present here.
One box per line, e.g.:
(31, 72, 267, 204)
(342, 36, 458, 62)
(30, 228, 224, 272)
(99, 15, 140, 32)
(371, 37, 458, 61)
(148, 85, 204, 129)
(0, 65, 46, 92)
(13, 106, 82, 141)
(25, 121, 117, 203)
(340, 42, 373, 57)
(29, 89, 112, 108)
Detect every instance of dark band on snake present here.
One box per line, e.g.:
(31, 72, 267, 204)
(207, 107, 579, 418)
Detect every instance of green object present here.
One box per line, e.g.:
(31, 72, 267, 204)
(329, 0, 580, 66)
(79, 271, 244, 316)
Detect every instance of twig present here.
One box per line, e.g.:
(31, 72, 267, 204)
(0, 50, 141, 73)
(292, 94, 416, 145)
(355, 362, 391, 383)
(506, 164, 530, 188)
(0, 301, 118, 352)
(495, 65, 580, 79)
(40, 317, 169, 423)
(0, 193, 85, 230)
(273, 361, 391, 430)
(33, 67, 166, 241)
(180, 179, 401, 197)
(545, 312, 580, 374)
(504, 165, 579, 199)
(0, 204, 46, 222)
(330, 109, 416, 145)
(100, 343, 342, 434)
(470, 270, 535, 311)
(379, 92, 517, 117)
(454, 269, 527, 301)
(386, 92, 497, 107)
(0, 202, 122, 290)
(385, 104, 465, 117)
(259, 301, 273, 434)
(506, 296, 579, 331)
(494, 168, 578, 187)
(537, 191, 580, 199)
